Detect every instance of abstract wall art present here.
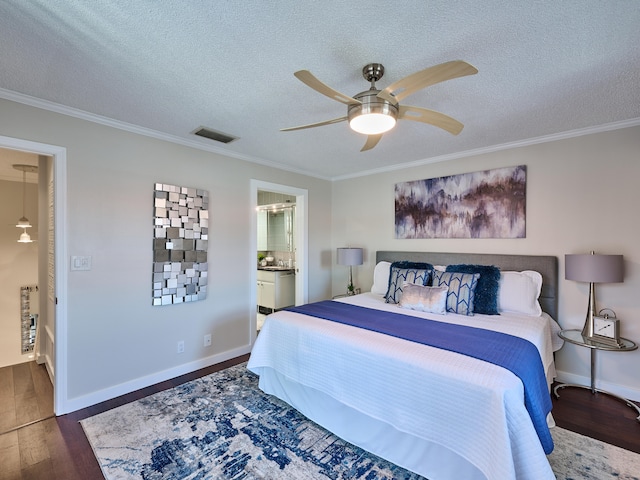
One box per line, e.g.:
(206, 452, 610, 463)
(152, 183, 209, 305)
(395, 165, 526, 239)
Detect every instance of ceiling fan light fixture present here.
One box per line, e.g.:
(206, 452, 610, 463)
(348, 90, 398, 135)
(349, 112, 396, 135)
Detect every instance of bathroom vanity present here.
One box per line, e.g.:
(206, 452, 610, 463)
(257, 268, 295, 311)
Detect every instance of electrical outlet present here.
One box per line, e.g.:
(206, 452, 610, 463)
(203, 334, 211, 347)
(177, 341, 185, 354)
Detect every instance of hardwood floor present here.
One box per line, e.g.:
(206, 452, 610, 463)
(1, 357, 638, 479)
(551, 381, 640, 454)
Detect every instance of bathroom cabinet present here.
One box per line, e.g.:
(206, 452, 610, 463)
(257, 269, 295, 310)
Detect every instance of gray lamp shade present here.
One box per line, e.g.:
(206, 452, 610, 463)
(337, 247, 363, 266)
(565, 253, 624, 283)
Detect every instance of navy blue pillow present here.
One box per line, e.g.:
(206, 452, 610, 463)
(385, 261, 434, 304)
(390, 261, 434, 271)
(446, 264, 501, 315)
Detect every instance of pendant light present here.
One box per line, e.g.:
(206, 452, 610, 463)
(13, 164, 38, 243)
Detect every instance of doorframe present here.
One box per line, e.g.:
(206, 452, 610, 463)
(250, 180, 308, 344)
(0, 135, 68, 415)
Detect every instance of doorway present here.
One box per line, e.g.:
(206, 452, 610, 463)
(0, 135, 67, 415)
(250, 180, 308, 344)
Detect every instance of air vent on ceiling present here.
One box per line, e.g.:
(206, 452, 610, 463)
(193, 127, 238, 144)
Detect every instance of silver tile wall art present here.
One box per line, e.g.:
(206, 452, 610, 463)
(152, 183, 209, 306)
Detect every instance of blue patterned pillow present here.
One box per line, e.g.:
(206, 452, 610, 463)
(446, 264, 501, 315)
(385, 263, 433, 304)
(433, 270, 480, 315)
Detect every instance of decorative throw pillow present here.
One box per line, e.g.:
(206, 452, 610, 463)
(433, 270, 480, 316)
(385, 261, 433, 304)
(371, 261, 392, 295)
(498, 270, 543, 316)
(446, 264, 501, 315)
(398, 283, 448, 314)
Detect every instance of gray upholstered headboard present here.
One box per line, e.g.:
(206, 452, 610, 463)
(376, 251, 558, 319)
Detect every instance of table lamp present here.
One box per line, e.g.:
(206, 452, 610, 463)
(565, 251, 624, 338)
(337, 247, 363, 295)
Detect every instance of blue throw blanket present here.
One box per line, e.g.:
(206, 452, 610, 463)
(285, 300, 554, 454)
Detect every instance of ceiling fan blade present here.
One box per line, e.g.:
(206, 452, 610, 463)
(294, 70, 362, 106)
(361, 134, 383, 152)
(280, 116, 347, 132)
(399, 105, 464, 135)
(378, 60, 478, 103)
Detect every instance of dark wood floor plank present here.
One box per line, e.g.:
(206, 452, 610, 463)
(17, 422, 49, 470)
(0, 366, 14, 398)
(11, 364, 34, 398)
(13, 394, 41, 428)
(0, 430, 22, 480)
(20, 458, 53, 480)
(29, 363, 53, 418)
(0, 367, 17, 433)
(0, 402, 17, 435)
(42, 417, 102, 480)
(11, 363, 42, 427)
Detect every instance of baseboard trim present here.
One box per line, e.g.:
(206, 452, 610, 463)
(59, 345, 251, 414)
(555, 370, 640, 403)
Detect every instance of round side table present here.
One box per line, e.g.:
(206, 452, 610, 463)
(554, 329, 639, 422)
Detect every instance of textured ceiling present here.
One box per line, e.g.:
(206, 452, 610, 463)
(1, 1, 639, 180)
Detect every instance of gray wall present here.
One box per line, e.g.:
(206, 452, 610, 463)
(0, 98, 333, 412)
(331, 125, 640, 401)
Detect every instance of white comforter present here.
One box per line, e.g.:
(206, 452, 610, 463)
(247, 293, 563, 480)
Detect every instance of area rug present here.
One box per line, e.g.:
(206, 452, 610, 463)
(81, 363, 640, 480)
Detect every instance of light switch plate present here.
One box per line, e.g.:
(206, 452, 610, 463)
(71, 255, 92, 271)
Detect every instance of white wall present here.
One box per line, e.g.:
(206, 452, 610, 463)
(331, 125, 640, 401)
(0, 178, 39, 367)
(0, 98, 333, 412)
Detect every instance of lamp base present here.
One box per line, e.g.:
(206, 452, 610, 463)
(580, 282, 596, 338)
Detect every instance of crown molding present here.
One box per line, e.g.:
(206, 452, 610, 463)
(332, 117, 640, 181)
(2, 88, 637, 183)
(0, 88, 332, 181)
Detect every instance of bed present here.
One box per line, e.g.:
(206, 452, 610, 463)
(247, 252, 562, 480)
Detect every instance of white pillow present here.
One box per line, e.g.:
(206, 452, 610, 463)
(399, 282, 448, 314)
(498, 270, 543, 316)
(371, 261, 391, 295)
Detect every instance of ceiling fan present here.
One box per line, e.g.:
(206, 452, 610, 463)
(281, 60, 478, 151)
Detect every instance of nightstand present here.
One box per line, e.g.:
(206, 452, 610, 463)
(554, 329, 639, 421)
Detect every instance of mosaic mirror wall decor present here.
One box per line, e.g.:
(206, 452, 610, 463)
(153, 183, 209, 306)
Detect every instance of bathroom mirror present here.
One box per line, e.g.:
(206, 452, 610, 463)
(20, 285, 38, 354)
(257, 206, 295, 253)
(267, 207, 295, 252)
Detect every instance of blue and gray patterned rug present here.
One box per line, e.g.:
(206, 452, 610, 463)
(81, 363, 640, 480)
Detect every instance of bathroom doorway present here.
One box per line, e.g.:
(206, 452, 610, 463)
(250, 180, 308, 342)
